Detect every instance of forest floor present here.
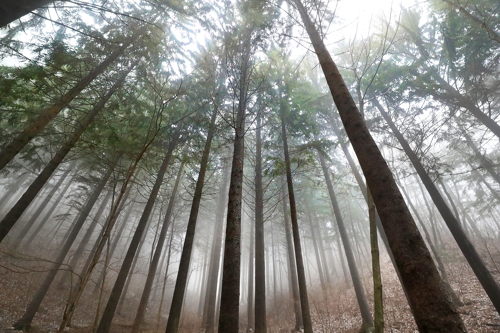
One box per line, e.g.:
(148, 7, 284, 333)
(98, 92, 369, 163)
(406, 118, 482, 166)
(0, 242, 499, 333)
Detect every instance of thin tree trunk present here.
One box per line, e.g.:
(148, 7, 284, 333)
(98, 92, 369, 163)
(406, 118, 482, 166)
(292, 1, 465, 329)
(203, 155, 230, 333)
(12, 167, 112, 331)
(282, 184, 303, 331)
(374, 97, 500, 315)
(165, 106, 218, 333)
(0, 172, 30, 212)
(317, 150, 374, 331)
(246, 214, 255, 333)
(305, 203, 326, 292)
(254, 113, 267, 333)
(369, 188, 384, 333)
(131, 160, 184, 332)
(95, 133, 180, 333)
(280, 90, 313, 333)
(0, 73, 126, 243)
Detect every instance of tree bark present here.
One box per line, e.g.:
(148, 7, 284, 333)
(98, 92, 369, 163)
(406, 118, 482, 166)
(374, 97, 500, 315)
(292, 1, 466, 329)
(369, 187, 384, 333)
(254, 113, 267, 333)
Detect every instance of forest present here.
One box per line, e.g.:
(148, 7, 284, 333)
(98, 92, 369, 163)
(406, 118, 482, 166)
(0, 0, 499, 332)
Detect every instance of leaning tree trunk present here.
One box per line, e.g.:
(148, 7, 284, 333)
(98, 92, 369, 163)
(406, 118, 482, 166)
(165, 106, 218, 333)
(95, 133, 180, 333)
(0, 74, 125, 244)
(12, 167, 112, 331)
(254, 113, 267, 333)
(373, 97, 500, 315)
(279, 90, 313, 333)
(369, 188, 384, 333)
(317, 150, 374, 331)
(291, 1, 466, 330)
(0, 32, 140, 171)
(131, 159, 185, 332)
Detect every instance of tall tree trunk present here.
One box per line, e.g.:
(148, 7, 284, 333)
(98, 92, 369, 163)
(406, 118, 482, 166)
(95, 133, 180, 333)
(246, 214, 255, 333)
(398, 181, 463, 307)
(373, 97, 500, 315)
(282, 184, 303, 331)
(12, 167, 112, 331)
(280, 90, 313, 333)
(202, 155, 230, 333)
(328, 115, 407, 296)
(131, 159, 184, 332)
(217, 33, 252, 333)
(165, 106, 218, 333)
(317, 150, 374, 331)
(292, 1, 465, 329)
(0, 41, 139, 170)
(369, 188, 384, 333)
(0, 73, 126, 243)
(254, 113, 267, 333)
(12, 167, 73, 248)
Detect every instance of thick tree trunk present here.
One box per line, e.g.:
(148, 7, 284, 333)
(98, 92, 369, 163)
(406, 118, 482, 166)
(131, 160, 184, 332)
(317, 151, 374, 331)
(0, 33, 139, 171)
(0, 0, 53, 27)
(165, 107, 218, 333)
(280, 91, 313, 333)
(374, 97, 500, 315)
(0, 172, 30, 212)
(282, 184, 303, 331)
(12, 167, 112, 331)
(0, 74, 125, 243)
(254, 114, 267, 333)
(217, 32, 252, 333)
(95, 133, 179, 333)
(292, 1, 465, 330)
(399, 181, 463, 307)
